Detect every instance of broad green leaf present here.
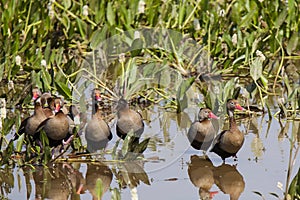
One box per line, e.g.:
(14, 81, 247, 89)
(178, 2, 185, 27)
(130, 38, 144, 57)
(2, 140, 14, 165)
(121, 130, 134, 157)
(288, 168, 300, 199)
(133, 138, 150, 154)
(41, 67, 52, 91)
(287, 32, 298, 55)
(176, 77, 195, 113)
(45, 40, 51, 62)
(2, 117, 15, 136)
(250, 57, 262, 81)
(63, 0, 71, 9)
(111, 139, 120, 160)
(111, 188, 121, 200)
(260, 75, 268, 89)
(76, 18, 86, 38)
(107, 2, 115, 26)
(274, 10, 287, 29)
(55, 81, 72, 100)
(95, 178, 103, 199)
(0, 63, 4, 81)
(16, 133, 24, 152)
(90, 25, 108, 49)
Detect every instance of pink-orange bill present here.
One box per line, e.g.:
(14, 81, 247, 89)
(209, 112, 218, 119)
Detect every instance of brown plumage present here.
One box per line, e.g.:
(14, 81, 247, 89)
(85, 92, 112, 152)
(17, 98, 47, 139)
(213, 163, 245, 200)
(37, 98, 70, 147)
(210, 99, 244, 161)
(187, 108, 218, 152)
(116, 98, 144, 139)
(31, 87, 53, 117)
(188, 155, 218, 200)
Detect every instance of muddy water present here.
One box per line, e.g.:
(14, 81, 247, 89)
(2, 104, 300, 200)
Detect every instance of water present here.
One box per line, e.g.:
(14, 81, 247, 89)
(2, 103, 300, 200)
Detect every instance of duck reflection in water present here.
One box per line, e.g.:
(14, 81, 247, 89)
(188, 155, 218, 200)
(86, 162, 113, 200)
(188, 155, 245, 200)
(213, 163, 245, 200)
(32, 163, 85, 200)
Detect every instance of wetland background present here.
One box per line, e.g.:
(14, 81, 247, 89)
(0, 0, 299, 199)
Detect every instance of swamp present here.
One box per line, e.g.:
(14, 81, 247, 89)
(0, 0, 299, 199)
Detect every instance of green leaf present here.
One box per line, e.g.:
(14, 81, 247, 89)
(55, 81, 72, 100)
(121, 130, 134, 157)
(176, 77, 195, 113)
(111, 188, 121, 200)
(111, 139, 120, 160)
(1, 140, 14, 165)
(16, 133, 25, 152)
(40, 130, 49, 147)
(287, 32, 298, 55)
(130, 38, 144, 57)
(133, 138, 150, 154)
(250, 57, 262, 81)
(90, 25, 108, 49)
(107, 2, 115, 26)
(178, 2, 186, 27)
(76, 18, 86, 38)
(63, 0, 71, 9)
(274, 10, 287, 29)
(95, 178, 103, 199)
(288, 168, 300, 199)
(2, 117, 15, 136)
(41, 67, 52, 91)
(45, 40, 51, 62)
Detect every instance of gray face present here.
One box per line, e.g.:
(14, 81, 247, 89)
(116, 98, 128, 110)
(198, 108, 211, 121)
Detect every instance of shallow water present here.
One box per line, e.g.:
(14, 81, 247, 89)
(2, 103, 300, 200)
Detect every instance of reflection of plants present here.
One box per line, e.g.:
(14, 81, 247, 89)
(111, 130, 150, 161)
(288, 168, 300, 200)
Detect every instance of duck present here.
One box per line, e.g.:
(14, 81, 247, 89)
(116, 98, 144, 140)
(210, 99, 244, 162)
(187, 108, 218, 152)
(85, 90, 112, 152)
(37, 97, 70, 147)
(188, 155, 218, 200)
(213, 163, 245, 200)
(16, 97, 47, 140)
(31, 87, 53, 117)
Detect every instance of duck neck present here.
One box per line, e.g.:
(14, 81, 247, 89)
(92, 99, 98, 115)
(228, 110, 238, 131)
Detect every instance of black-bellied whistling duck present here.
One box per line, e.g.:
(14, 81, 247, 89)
(31, 87, 53, 117)
(16, 97, 47, 139)
(37, 97, 70, 147)
(116, 98, 144, 140)
(188, 155, 218, 200)
(210, 99, 244, 162)
(187, 108, 218, 152)
(92, 88, 101, 115)
(213, 163, 245, 200)
(85, 91, 112, 152)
